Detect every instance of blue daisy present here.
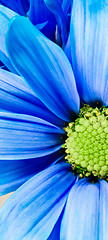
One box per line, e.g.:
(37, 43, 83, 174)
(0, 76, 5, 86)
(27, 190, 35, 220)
(0, 0, 108, 239)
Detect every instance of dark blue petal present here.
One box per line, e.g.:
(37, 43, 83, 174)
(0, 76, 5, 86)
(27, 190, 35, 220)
(0, 111, 64, 160)
(44, 0, 68, 47)
(0, 5, 18, 73)
(27, 0, 56, 41)
(0, 69, 65, 127)
(62, 0, 73, 13)
(0, 0, 29, 15)
(0, 163, 76, 240)
(61, 178, 100, 240)
(0, 60, 8, 70)
(71, 0, 108, 106)
(0, 151, 63, 195)
(6, 16, 80, 122)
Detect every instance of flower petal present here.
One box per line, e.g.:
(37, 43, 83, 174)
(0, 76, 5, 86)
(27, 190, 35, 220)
(62, 0, 73, 13)
(0, 151, 62, 195)
(47, 211, 63, 240)
(0, 5, 18, 73)
(27, 0, 56, 41)
(0, 163, 76, 240)
(71, 0, 108, 106)
(61, 178, 99, 240)
(44, 0, 68, 47)
(6, 16, 80, 122)
(0, 69, 64, 127)
(64, 34, 72, 65)
(99, 180, 108, 239)
(0, 111, 64, 160)
(0, 0, 29, 15)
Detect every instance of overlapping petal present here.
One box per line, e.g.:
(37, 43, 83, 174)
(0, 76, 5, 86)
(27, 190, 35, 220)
(44, 0, 72, 47)
(27, 0, 56, 41)
(0, 163, 76, 240)
(61, 178, 99, 240)
(6, 16, 80, 122)
(44, 0, 68, 47)
(0, 69, 64, 127)
(0, 0, 29, 15)
(0, 5, 18, 73)
(71, 0, 108, 106)
(61, 178, 108, 240)
(64, 34, 72, 65)
(0, 111, 64, 160)
(62, 0, 72, 13)
(0, 151, 63, 195)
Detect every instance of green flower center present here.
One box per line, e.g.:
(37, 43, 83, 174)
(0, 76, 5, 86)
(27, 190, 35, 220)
(62, 105, 108, 181)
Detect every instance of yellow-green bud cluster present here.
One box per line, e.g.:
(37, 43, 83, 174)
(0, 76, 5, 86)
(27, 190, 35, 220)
(62, 105, 108, 181)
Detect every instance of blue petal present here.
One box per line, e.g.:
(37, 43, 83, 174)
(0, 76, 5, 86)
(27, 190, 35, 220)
(6, 16, 80, 122)
(0, 151, 63, 195)
(99, 180, 108, 239)
(44, 0, 72, 47)
(0, 163, 76, 240)
(61, 178, 100, 240)
(64, 34, 72, 65)
(62, 0, 73, 13)
(27, 0, 56, 41)
(0, 69, 65, 127)
(71, 0, 108, 106)
(36, 21, 48, 30)
(0, 0, 29, 15)
(0, 5, 18, 73)
(0, 111, 64, 160)
(44, 0, 68, 47)
(47, 211, 63, 240)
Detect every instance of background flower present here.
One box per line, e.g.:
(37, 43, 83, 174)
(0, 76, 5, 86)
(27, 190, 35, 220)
(0, 0, 73, 73)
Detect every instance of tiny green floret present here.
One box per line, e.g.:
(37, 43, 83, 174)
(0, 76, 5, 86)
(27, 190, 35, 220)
(62, 105, 108, 181)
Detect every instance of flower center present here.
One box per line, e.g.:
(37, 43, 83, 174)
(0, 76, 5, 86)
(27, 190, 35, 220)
(63, 105, 108, 181)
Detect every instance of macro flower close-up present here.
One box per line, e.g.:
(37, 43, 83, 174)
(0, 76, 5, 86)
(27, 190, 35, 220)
(0, 0, 108, 239)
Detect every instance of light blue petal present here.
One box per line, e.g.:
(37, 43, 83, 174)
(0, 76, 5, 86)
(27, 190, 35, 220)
(27, 0, 56, 41)
(0, 0, 29, 15)
(6, 16, 80, 122)
(36, 21, 48, 30)
(0, 163, 76, 240)
(0, 151, 63, 195)
(99, 180, 108, 239)
(61, 178, 100, 240)
(0, 111, 64, 160)
(0, 69, 64, 127)
(71, 0, 108, 106)
(0, 5, 18, 73)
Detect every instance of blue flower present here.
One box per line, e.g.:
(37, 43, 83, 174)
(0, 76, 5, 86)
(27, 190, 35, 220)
(0, 0, 108, 239)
